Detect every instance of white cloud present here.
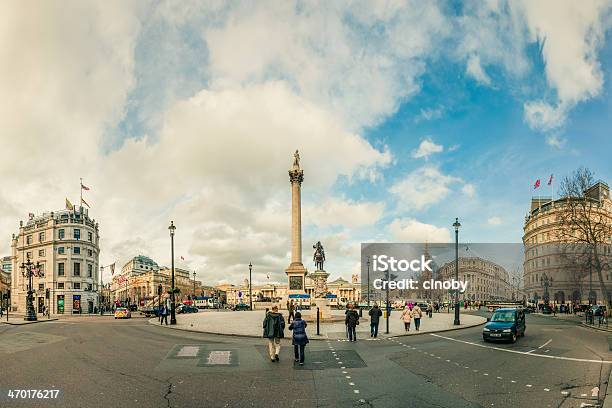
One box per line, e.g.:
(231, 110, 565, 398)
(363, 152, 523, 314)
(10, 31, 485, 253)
(466, 54, 492, 85)
(411, 138, 444, 159)
(389, 166, 465, 211)
(389, 218, 450, 242)
(518, 0, 611, 131)
(304, 199, 385, 228)
(461, 183, 476, 197)
(414, 106, 444, 123)
(487, 216, 503, 226)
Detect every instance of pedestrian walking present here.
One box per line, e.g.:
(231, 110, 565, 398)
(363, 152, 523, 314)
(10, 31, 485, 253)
(263, 305, 285, 362)
(427, 303, 433, 318)
(412, 304, 422, 331)
(288, 300, 295, 323)
(345, 304, 360, 342)
(401, 306, 412, 332)
(289, 311, 309, 365)
(368, 304, 382, 338)
(160, 304, 168, 325)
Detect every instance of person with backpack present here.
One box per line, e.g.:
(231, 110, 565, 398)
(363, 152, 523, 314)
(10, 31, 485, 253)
(289, 311, 309, 365)
(345, 303, 360, 342)
(263, 305, 285, 362)
(368, 304, 382, 338)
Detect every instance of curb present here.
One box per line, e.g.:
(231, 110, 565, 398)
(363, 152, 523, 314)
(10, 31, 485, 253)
(604, 368, 612, 408)
(1, 318, 59, 326)
(147, 316, 487, 340)
(580, 322, 612, 333)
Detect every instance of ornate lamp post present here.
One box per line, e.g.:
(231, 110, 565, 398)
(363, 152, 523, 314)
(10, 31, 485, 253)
(366, 257, 371, 308)
(21, 258, 43, 321)
(453, 218, 461, 326)
(248, 262, 253, 310)
(169, 221, 177, 325)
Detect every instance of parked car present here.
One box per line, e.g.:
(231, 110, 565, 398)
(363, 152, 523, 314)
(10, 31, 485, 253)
(483, 308, 526, 343)
(177, 304, 198, 314)
(114, 307, 131, 319)
(142, 306, 161, 317)
(541, 305, 553, 314)
(233, 303, 251, 311)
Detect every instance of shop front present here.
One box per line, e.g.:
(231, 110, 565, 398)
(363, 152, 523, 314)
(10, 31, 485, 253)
(57, 295, 64, 314)
(73, 294, 81, 314)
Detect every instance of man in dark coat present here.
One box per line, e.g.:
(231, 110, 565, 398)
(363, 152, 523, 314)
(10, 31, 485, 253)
(289, 312, 309, 365)
(345, 304, 360, 342)
(368, 304, 382, 338)
(263, 305, 285, 362)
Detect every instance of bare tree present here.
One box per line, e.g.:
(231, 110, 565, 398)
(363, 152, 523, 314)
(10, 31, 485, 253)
(556, 168, 612, 305)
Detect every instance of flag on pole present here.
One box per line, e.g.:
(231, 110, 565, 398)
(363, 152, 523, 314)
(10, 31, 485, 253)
(81, 198, 91, 208)
(28, 212, 34, 220)
(533, 179, 541, 189)
(180, 256, 185, 261)
(81, 183, 90, 191)
(65, 198, 74, 210)
(547, 174, 553, 185)
(110, 263, 116, 275)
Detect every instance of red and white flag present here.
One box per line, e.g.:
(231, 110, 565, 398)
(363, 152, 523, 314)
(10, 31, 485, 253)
(547, 174, 554, 186)
(81, 183, 90, 191)
(81, 198, 91, 208)
(533, 179, 541, 189)
(180, 256, 185, 261)
(110, 263, 116, 275)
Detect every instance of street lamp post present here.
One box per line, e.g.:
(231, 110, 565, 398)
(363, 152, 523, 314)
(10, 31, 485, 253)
(21, 258, 43, 321)
(453, 218, 461, 326)
(169, 221, 177, 325)
(366, 257, 370, 308)
(248, 262, 253, 311)
(193, 271, 196, 301)
(157, 283, 162, 322)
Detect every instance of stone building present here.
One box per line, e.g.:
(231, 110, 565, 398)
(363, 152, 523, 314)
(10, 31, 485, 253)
(10, 207, 100, 314)
(0, 267, 10, 300)
(438, 257, 512, 302)
(523, 181, 612, 305)
(110, 255, 201, 306)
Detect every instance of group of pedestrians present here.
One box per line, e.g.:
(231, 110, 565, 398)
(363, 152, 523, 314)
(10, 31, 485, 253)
(262, 305, 309, 365)
(400, 303, 423, 332)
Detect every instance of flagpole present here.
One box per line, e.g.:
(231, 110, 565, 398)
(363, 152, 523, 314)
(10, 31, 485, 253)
(80, 177, 83, 208)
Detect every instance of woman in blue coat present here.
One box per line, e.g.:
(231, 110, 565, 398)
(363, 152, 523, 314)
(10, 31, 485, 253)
(289, 312, 309, 365)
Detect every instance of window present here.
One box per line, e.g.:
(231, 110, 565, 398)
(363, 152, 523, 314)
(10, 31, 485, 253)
(88, 249, 93, 257)
(39, 232, 45, 242)
(74, 262, 81, 276)
(73, 282, 81, 290)
(73, 247, 80, 255)
(88, 232, 93, 242)
(58, 247, 65, 255)
(73, 229, 80, 240)
(38, 283, 44, 290)
(38, 264, 44, 274)
(26, 251, 32, 259)
(26, 235, 32, 244)
(88, 264, 93, 278)
(58, 263, 65, 276)
(58, 229, 65, 240)
(57, 282, 64, 289)
(38, 249, 45, 257)
(87, 283, 93, 291)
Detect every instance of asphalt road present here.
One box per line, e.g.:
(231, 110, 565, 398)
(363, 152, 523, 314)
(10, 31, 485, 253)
(0, 311, 609, 408)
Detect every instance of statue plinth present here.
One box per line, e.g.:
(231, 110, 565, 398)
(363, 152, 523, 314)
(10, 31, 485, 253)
(310, 269, 329, 299)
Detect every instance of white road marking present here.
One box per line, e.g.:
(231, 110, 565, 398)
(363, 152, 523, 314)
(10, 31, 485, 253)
(496, 376, 502, 380)
(342, 371, 348, 374)
(430, 333, 612, 364)
(544, 388, 550, 392)
(561, 391, 569, 396)
(346, 376, 351, 379)
(538, 339, 552, 349)
(511, 380, 516, 383)
(591, 387, 599, 397)
(526, 384, 532, 388)
(483, 373, 489, 376)
(349, 382, 355, 386)
(581, 394, 587, 397)
(354, 390, 360, 394)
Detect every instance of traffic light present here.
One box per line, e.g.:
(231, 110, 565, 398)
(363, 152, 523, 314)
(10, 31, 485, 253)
(45, 288, 50, 299)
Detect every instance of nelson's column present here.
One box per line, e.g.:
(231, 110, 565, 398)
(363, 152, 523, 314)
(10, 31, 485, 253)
(285, 150, 308, 295)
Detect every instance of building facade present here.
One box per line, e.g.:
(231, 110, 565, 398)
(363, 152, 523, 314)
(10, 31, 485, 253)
(110, 255, 201, 307)
(438, 257, 512, 302)
(523, 181, 612, 305)
(10, 207, 100, 314)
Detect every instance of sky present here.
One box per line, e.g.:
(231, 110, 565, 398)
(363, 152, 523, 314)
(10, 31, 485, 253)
(1, 0, 611, 286)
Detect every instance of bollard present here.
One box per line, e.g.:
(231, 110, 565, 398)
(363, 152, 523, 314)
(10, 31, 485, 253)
(317, 307, 320, 336)
(359, 307, 363, 317)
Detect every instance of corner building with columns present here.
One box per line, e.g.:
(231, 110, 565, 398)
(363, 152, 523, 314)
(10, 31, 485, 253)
(10, 207, 101, 314)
